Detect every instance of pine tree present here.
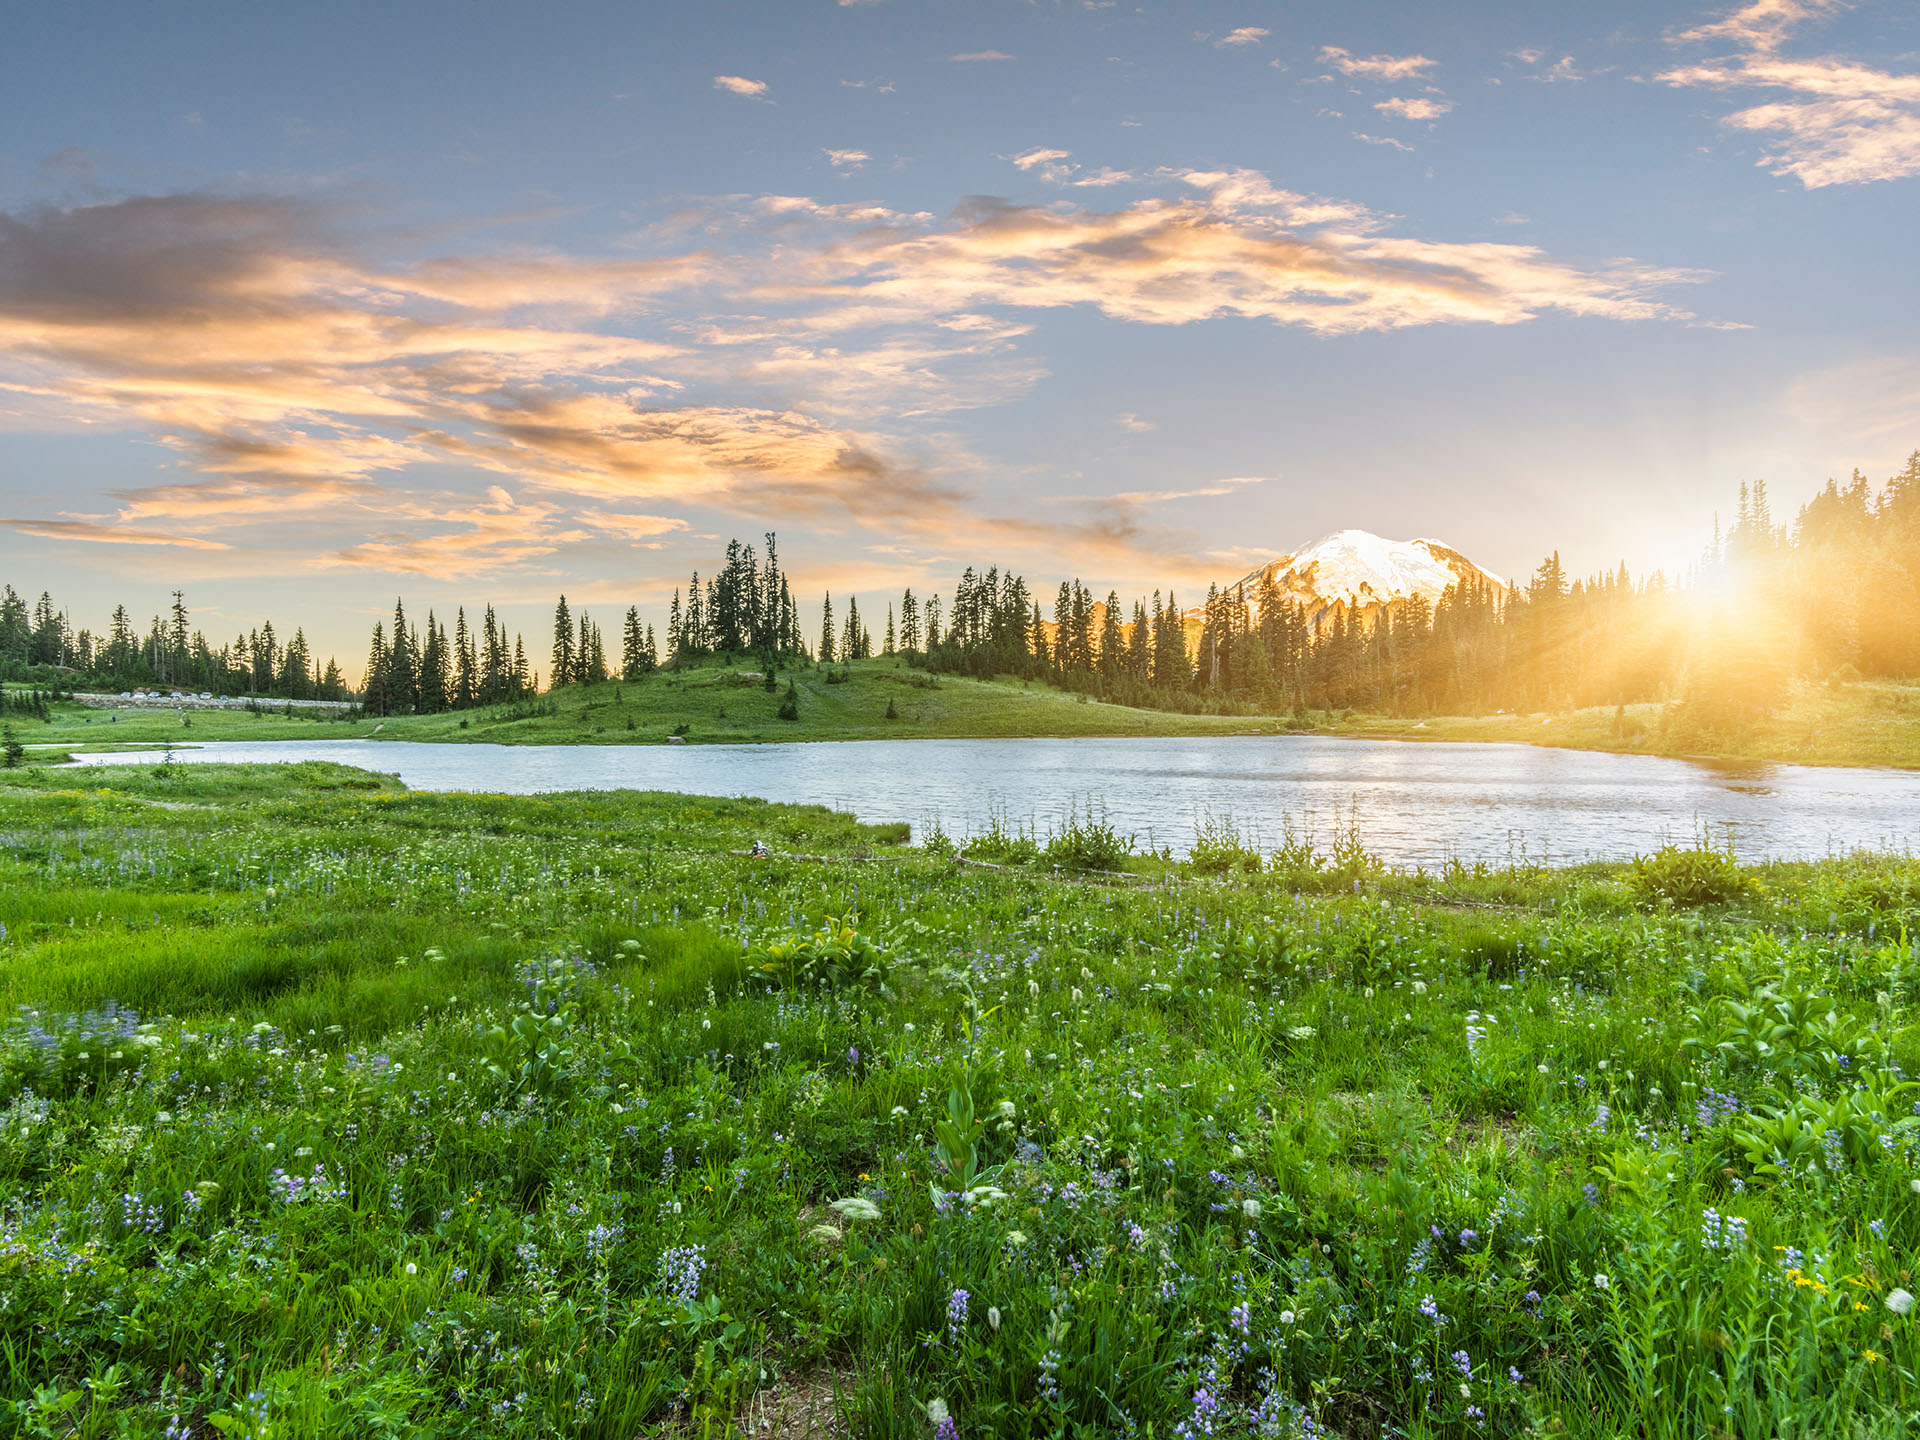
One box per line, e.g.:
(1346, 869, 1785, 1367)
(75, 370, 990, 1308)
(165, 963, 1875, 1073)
(385, 600, 416, 714)
(418, 615, 449, 712)
(819, 593, 836, 663)
(900, 589, 920, 655)
(622, 607, 646, 681)
(551, 596, 575, 687)
(453, 608, 477, 706)
(363, 623, 389, 714)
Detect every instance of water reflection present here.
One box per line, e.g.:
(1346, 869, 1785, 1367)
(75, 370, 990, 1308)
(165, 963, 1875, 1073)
(69, 735, 1918, 869)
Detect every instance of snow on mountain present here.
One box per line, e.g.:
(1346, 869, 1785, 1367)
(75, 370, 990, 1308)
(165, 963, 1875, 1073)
(1212, 529, 1506, 627)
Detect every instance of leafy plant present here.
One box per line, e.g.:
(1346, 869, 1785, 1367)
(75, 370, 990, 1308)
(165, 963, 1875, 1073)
(1628, 842, 1758, 908)
(1188, 812, 1263, 876)
(1043, 803, 1134, 872)
(748, 914, 892, 994)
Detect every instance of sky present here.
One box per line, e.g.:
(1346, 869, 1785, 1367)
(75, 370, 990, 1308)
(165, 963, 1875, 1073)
(3, 0, 1918, 666)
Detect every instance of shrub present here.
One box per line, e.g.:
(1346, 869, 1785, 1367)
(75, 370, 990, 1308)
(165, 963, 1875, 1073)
(1628, 843, 1759, 908)
(1188, 812, 1263, 876)
(961, 815, 1040, 866)
(1044, 805, 1134, 872)
(748, 915, 892, 994)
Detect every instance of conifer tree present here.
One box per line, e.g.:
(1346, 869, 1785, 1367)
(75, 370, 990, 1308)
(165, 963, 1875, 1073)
(898, 589, 918, 655)
(453, 608, 477, 706)
(819, 593, 836, 663)
(551, 596, 575, 687)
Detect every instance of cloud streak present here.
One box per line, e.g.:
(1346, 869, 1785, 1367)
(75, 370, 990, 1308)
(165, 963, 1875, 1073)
(1662, 0, 1920, 186)
(771, 172, 1705, 335)
(1319, 47, 1436, 82)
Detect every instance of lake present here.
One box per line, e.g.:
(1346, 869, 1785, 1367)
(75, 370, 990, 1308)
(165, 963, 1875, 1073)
(63, 735, 1920, 868)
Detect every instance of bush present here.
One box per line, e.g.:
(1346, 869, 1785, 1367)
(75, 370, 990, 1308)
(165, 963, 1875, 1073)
(748, 915, 892, 994)
(1628, 843, 1759, 908)
(961, 815, 1040, 866)
(1044, 805, 1134, 872)
(1188, 812, 1262, 876)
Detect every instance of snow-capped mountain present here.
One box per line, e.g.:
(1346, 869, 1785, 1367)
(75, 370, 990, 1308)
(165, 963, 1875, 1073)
(1209, 529, 1506, 627)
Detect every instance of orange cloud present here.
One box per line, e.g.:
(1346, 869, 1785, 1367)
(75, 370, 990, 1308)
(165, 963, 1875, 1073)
(770, 182, 1704, 335)
(7, 516, 231, 548)
(0, 177, 1709, 577)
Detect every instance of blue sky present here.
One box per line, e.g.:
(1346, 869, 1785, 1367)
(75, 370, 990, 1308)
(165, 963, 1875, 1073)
(3, 0, 1916, 665)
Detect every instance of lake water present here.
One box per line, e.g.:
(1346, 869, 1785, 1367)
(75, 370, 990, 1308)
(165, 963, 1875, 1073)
(63, 736, 1920, 868)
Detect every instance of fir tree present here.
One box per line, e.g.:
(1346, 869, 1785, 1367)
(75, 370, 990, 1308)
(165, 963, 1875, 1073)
(551, 596, 575, 687)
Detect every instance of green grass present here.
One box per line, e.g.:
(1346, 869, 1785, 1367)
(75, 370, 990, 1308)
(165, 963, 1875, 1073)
(1344, 678, 1920, 770)
(31, 660, 1282, 754)
(4, 763, 1920, 1436)
(25, 663, 1920, 771)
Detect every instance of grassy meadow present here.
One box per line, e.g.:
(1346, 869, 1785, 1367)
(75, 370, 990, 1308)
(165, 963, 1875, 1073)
(18, 664, 1920, 773)
(3, 761, 1920, 1436)
(26, 662, 1279, 757)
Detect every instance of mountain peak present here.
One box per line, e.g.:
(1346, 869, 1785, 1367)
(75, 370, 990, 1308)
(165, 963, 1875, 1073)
(1221, 529, 1506, 625)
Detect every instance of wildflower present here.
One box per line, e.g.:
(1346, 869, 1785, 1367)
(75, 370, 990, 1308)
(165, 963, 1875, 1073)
(1005, 1230, 1029, 1248)
(659, 1244, 706, 1305)
(1593, 1272, 1611, 1290)
(987, 1306, 1001, 1331)
(1279, 1309, 1296, 1325)
(925, 1398, 951, 1426)
(404, 1261, 417, 1275)
(1242, 1198, 1262, 1219)
(1886, 1288, 1915, 1316)
(829, 1196, 882, 1223)
(947, 1288, 970, 1343)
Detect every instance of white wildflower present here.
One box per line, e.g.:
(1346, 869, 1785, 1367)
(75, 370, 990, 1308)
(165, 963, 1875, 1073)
(1887, 1288, 1915, 1316)
(829, 1196, 882, 1223)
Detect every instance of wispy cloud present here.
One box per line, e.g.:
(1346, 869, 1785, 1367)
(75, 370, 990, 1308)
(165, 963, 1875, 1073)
(1674, 0, 1842, 54)
(1661, 1, 1920, 186)
(1375, 97, 1453, 121)
(1008, 148, 1135, 187)
(326, 489, 586, 578)
(712, 75, 769, 98)
(949, 50, 1014, 63)
(0, 177, 1711, 574)
(1117, 411, 1154, 432)
(1102, 475, 1267, 504)
(6, 516, 232, 548)
(1353, 132, 1416, 150)
(1214, 27, 1270, 49)
(769, 167, 1707, 335)
(1319, 47, 1436, 82)
(825, 148, 871, 173)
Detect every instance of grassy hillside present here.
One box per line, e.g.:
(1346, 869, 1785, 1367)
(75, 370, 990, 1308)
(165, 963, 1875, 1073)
(3, 764, 1919, 1436)
(31, 659, 1280, 752)
(1345, 679, 1920, 770)
(19, 663, 1920, 771)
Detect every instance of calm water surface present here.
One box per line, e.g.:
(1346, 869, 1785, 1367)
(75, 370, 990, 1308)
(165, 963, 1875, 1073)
(67, 736, 1920, 867)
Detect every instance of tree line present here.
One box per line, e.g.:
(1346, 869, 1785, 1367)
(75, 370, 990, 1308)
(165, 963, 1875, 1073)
(8, 453, 1915, 729)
